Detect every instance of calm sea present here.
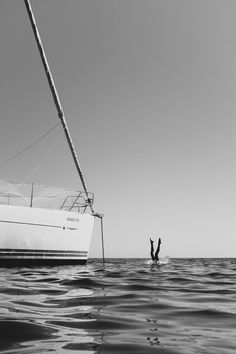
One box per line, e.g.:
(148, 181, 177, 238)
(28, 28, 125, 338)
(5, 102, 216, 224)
(0, 258, 235, 354)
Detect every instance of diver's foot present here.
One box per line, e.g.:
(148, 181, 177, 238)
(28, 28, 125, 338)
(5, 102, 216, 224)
(150, 238, 154, 244)
(158, 238, 161, 244)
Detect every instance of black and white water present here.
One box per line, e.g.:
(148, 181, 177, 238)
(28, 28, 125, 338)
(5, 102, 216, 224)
(0, 258, 235, 353)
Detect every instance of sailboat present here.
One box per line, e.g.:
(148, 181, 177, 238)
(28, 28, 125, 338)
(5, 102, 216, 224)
(0, 0, 102, 266)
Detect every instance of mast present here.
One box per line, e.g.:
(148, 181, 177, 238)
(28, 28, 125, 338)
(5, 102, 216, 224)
(24, 0, 92, 209)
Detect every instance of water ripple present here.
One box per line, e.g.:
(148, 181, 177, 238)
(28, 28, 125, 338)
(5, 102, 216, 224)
(0, 258, 235, 353)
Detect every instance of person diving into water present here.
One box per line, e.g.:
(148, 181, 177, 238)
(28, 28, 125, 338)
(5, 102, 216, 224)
(150, 237, 161, 262)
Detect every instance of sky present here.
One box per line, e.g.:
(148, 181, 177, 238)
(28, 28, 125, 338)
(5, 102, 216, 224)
(0, 0, 236, 258)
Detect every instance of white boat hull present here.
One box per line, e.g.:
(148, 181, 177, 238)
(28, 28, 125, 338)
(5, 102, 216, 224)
(0, 205, 94, 266)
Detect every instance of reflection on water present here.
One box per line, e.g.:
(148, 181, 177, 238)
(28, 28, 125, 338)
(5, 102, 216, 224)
(0, 259, 236, 353)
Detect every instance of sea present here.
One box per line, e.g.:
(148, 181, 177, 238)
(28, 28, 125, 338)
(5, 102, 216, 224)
(0, 258, 235, 354)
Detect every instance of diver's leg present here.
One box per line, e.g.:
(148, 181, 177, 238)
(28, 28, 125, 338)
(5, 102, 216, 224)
(154, 238, 161, 261)
(150, 238, 155, 261)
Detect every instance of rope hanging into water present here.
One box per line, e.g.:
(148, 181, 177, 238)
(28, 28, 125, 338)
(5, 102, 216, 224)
(0, 123, 60, 168)
(93, 213, 105, 264)
(100, 216, 105, 265)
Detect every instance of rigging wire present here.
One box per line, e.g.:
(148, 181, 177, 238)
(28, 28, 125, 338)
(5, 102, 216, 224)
(6, 134, 62, 198)
(24, 0, 91, 211)
(0, 122, 60, 168)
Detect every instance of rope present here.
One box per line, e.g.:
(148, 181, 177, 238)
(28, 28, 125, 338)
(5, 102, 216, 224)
(93, 213, 105, 264)
(100, 216, 105, 265)
(0, 123, 60, 168)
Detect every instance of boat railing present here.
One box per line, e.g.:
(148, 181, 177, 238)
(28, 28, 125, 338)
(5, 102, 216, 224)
(0, 188, 94, 213)
(60, 191, 94, 212)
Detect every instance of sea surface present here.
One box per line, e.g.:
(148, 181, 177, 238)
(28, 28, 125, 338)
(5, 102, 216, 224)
(0, 258, 235, 354)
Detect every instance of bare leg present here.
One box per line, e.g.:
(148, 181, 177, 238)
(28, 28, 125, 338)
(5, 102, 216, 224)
(150, 238, 155, 261)
(154, 238, 161, 261)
